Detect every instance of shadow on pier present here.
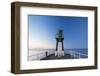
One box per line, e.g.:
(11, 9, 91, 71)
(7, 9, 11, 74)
(41, 53, 74, 60)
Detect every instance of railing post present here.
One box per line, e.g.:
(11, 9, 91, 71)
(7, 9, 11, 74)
(37, 53, 38, 60)
(78, 52, 80, 59)
(46, 51, 48, 57)
(73, 51, 75, 59)
(70, 51, 73, 59)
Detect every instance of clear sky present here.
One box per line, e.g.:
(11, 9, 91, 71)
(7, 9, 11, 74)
(28, 15, 88, 49)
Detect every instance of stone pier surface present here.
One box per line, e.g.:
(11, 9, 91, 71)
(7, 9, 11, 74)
(41, 53, 74, 60)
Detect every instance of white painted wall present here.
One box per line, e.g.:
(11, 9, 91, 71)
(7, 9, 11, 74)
(0, 0, 100, 76)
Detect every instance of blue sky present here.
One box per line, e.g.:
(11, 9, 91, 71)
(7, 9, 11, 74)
(28, 15, 88, 49)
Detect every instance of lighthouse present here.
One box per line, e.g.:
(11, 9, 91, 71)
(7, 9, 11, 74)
(55, 29, 64, 57)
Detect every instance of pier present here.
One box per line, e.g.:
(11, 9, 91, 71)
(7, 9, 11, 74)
(41, 53, 74, 60)
(28, 50, 88, 61)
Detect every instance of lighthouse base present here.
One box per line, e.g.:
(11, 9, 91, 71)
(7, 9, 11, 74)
(55, 51, 64, 57)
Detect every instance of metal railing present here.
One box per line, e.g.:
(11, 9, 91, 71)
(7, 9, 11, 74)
(28, 50, 55, 61)
(65, 50, 88, 59)
(28, 49, 88, 61)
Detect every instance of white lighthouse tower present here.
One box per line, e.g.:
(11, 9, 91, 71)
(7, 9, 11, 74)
(55, 29, 64, 57)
